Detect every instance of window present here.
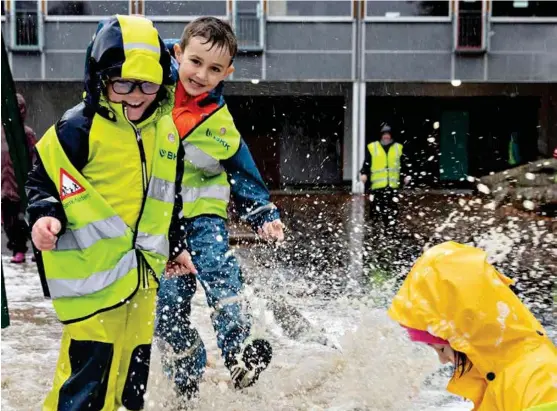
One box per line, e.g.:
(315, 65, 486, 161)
(46, 1, 129, 16)
(268, 0, 352, 17)
(234, 0, 264, 51)
(1, 1, 5, 17)
(455, 0, 485, 52)
(12, 0, 41, 50)
(144, 1, 226, 18)
(366, 1, 449, 18)
(492, 1, 557, 17)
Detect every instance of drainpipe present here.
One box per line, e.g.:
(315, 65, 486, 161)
(352, 0, 366, 194)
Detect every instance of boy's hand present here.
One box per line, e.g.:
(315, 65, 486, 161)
(258, 219, 285, 243)
(165, 250, 198, 278)
(32, 217, 62, 251)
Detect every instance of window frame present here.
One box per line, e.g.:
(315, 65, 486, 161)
(44, 0, 132, 21)
(489, 0, 557, 23)
(364, 0, 452, 23)
(10, 0, 43, 51)
(145, 0, 229, 22)
(232, 0, 266, 52)
(266, 0, 354, 22)
(454, 0, 488, 53)
(1, 0, 6, 22)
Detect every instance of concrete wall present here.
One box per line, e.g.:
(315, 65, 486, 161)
(364, 22, 557, 82)
(488, 23, 557, 82)
(364, 23, 453, 81)
(4, 7, 556, 82)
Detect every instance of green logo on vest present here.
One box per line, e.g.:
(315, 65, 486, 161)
(159, 149, 177, 161)
(205, 128, 230, 150)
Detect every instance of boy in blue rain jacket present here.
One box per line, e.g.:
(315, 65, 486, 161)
(156, 17, 285, 403)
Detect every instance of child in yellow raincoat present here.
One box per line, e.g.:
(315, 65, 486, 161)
(389, 241, 557, 411)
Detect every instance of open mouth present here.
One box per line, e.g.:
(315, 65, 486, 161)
(188, 78, 206, 88)
(123, 101, 145, 109)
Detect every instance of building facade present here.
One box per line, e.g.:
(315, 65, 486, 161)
(2, 0, 557, 190)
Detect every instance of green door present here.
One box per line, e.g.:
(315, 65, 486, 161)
(440, 110, 469, 181)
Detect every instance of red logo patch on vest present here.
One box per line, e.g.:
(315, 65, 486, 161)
(59, 168, 85, 201)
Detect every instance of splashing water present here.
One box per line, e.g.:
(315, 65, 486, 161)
(145, 286, 455, 411)
(2, 192, 554, 410)
(1, 255, 469, 411)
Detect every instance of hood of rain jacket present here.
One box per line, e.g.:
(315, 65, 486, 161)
(388, 241, 557, 411)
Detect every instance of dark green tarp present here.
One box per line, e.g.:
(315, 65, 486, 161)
(1, 264, 9, 329)
(1, 33, 51, 328)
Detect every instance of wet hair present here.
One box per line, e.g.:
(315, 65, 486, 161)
(179, 16, 237, 65)
(453, 350, 473, 377)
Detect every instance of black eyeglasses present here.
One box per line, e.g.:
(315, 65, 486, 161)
(109, 80, 161, 95)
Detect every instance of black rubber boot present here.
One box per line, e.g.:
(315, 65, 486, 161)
(225, 339, 273, 389)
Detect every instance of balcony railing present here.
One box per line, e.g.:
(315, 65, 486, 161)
(234, 1, 264, 52)
(455, 10, 486, 53)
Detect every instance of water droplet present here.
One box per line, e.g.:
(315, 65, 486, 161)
(477, 184, 491, 194)
(523, 200, 535, 210)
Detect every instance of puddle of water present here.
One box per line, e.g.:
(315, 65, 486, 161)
(1, 255, 470, 411)
(2, 193, 554, 410)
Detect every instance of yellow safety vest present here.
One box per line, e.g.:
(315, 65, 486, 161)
(37, 117, 179, 324)
(368, 141, 403, 190)
(181, 104, 241, 219)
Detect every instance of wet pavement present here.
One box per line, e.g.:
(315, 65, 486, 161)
(2, 191, 555, 410)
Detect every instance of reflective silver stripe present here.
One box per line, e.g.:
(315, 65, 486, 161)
(44, 196, 59, 203)
(136, 232, 169, 258)
(147, 177, 175, 203)
(241, 203, 277, 221)
(47, 250, 137, 299)
(123, 42, 160, 54)
(180, 185, 230, 203)
(183, 142, 224, 176)
(56, 215, 128, 251)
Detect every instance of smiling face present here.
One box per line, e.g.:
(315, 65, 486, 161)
(106, 78, 159, 121)
(174, 36, 234, 97)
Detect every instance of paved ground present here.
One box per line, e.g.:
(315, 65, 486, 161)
(2, 191, 554, 410)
